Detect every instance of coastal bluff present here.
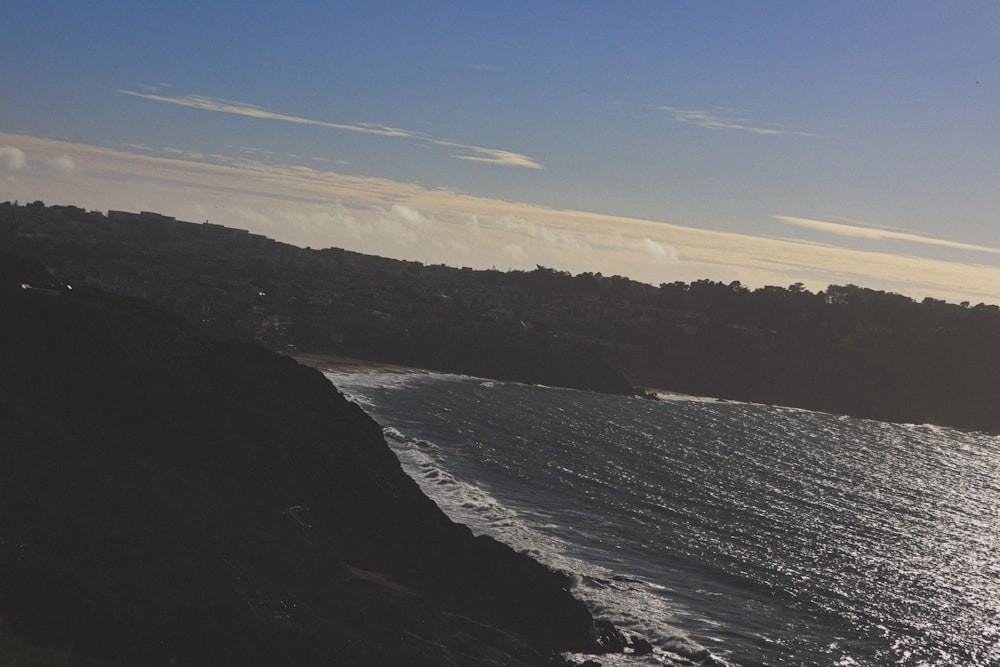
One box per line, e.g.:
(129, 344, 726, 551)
(0, 267, 625, 665)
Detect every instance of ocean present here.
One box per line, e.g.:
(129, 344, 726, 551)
(323, 369, 1000, 666)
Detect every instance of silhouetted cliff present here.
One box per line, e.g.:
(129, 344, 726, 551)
(0, 269, 625, 665)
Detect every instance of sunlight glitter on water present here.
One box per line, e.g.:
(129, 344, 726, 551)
(327, 370, 1000, 666)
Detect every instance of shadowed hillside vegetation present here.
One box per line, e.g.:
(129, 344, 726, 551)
(5, 201, 1000, 432)
(0, 266, 627, 666)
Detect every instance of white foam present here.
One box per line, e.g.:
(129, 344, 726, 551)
(328, 370, 735, 666)
(654, 392, 726, 404)
(381, 424, 733, 666)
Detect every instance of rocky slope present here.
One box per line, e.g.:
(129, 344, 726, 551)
(0, 260, 624, 666)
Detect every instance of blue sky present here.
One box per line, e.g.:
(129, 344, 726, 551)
(3, 1, 1000, 303)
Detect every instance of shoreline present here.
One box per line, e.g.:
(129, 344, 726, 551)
(293, 352, 697, 400)
(290, 352, 427, 374)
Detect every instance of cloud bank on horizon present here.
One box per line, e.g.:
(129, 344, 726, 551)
(5, 130, 1000, 307)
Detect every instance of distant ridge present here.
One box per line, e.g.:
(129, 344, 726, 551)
(5, 200, 1000, 433)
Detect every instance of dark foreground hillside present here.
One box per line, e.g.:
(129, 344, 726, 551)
(0, 265, 626, 665)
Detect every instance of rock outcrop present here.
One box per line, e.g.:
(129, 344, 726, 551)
(0, 270, 620, 665)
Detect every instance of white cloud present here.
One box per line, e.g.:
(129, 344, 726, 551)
(228, 205, 381, 248)
(339, 216, 374, 241)
(640, 238, 678, 263)
(390, 204, 430, 227)
(500, 215, 593, 251)
(452, 146, 545, 169)
(775, 215, 1000, 256)
(119, 90, 543, 169)
(49, 154, 76, 173)
(658, 106, 813, 136)
(0, 146, 26, 170)
(372, 207, 432, 246)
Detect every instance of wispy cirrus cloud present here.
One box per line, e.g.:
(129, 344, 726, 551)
(118, 90, 543, 169)
(451, 147, 542, 168)
(658, 106, 813, 136)
(775, 215, 1000, 256)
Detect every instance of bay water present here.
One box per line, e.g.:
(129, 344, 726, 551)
(324, 370, 1000, 666)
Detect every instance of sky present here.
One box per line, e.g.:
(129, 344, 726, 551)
(3, 1, 1000, 304)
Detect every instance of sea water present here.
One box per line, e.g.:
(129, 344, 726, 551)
(324, 370, 1000, 666)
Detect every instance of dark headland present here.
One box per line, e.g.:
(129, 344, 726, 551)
(0, 260, 632, 665)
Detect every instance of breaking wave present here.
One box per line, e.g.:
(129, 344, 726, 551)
(327, 369, 1000, 666)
